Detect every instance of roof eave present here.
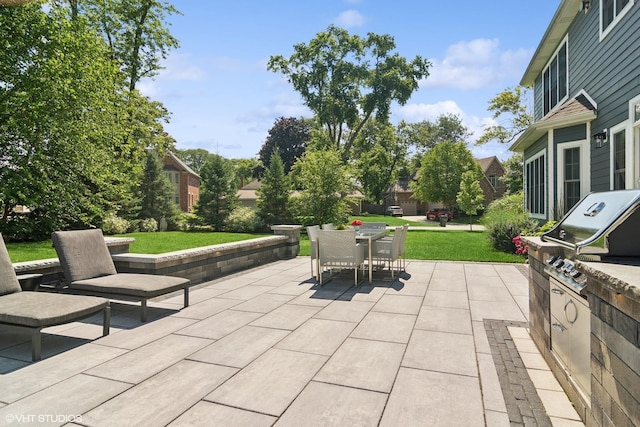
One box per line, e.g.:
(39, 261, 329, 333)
(520, 0, 581, 86)
(510, 110, 596, 152)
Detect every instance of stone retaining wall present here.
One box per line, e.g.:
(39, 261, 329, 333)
(13, 226, 301, 288)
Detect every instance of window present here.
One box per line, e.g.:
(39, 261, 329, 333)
(563, 147, 581, 210)
(601, 0, 633, 38)
(613, 129, 626, 189)
(525, 152, 546, 216)
(487, 175, 499, 188)
(543, 40, 568, 116)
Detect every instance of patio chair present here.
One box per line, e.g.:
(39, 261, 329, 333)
(52, 229, 190, 322)
(321, 223, 335, 230)
(317, 230, 365, 285)
(372, 227, 403, 278)
(0, 234, 110, 361)
(306, 225, 320, 281)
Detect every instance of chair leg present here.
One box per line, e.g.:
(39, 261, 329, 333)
(184, 287, 190, 308)
(103, 305, 111, 336)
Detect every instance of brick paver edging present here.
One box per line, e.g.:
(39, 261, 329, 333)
(484, 319, 553, 427)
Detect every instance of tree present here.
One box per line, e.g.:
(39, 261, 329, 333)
(258, 117, 310, 174)
(456, 171, 485, 231)
(256, 152, 291, 226)
(397, 114, 472, 152)
(268, 25, 430, 160)
(231, 158, 260, 188)
(290, 148, 351, 225)
(500, 153, 524, 195)
(137, 149, 179, 229)
(194, 154, 237, 231)
(0, 3, 127, 240)
(412, 141, 480, 208)
(353, 120, 406, 203)
(476, 86, 533, 145)
(73, 0, 181, 91)
(175, 148, 210, 174)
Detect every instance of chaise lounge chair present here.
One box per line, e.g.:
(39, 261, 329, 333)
(52, 229, 190, 322)
(0, 234, 110, 361)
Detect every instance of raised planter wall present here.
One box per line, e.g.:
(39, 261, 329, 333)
(13, 225, 301, 288)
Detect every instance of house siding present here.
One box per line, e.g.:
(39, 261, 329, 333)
(525, 2, 640, 218)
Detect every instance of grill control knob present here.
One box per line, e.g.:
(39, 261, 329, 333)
(553, 258, 565, 268)
(547, 255, 558, 264)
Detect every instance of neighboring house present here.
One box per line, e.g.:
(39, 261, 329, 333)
(163, 151, 200, 213)
(238, 180, 364, 215)
(383, 156, 505, 215)
(477, 156, 507, 204)
(511, 0, 640, 221)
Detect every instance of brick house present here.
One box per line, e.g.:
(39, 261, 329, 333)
(163, 151, 200, 213)
(383, 156, 506, 215)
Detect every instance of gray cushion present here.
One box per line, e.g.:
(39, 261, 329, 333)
(0, 233, 22, 296)
(71, 273, 190, 298)
(0, 292, 108, 328)
(52, 229, 117, 282)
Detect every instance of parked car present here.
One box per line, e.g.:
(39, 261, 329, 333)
(426, 208, 452, 221)
(385, 205, 403, 217)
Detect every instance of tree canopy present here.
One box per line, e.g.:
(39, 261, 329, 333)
(456, 171, 485, 231)
(268, 25, 430, 160)
(412, 141, 481, 208)
(397, 114, 471, 152)
(476, 86, 532, 145)
(258, 117, 310, 175)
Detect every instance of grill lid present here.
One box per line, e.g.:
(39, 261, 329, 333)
(541, 190, 640, 256)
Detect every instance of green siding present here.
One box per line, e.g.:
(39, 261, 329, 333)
(530, 3, 640, 193)
(554, 124, 586, 144)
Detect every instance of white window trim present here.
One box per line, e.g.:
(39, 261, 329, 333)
(557, 139, 590, 214)
(629, 94, 640, 187)
(600, 0, 635, 41)
(525, 149, 547, 220)
(609, 121, 633, 189)
(542, 35, 570, 117)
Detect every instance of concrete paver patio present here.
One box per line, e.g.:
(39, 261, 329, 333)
(0, 258, 583, 426)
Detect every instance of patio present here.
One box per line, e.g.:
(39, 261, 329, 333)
(0, 258, 584, 426)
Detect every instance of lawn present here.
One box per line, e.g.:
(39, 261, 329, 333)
(299, 229, 525, 263)
(6, 228, 524, 264)
(5, 231, 270, 263)
(350, 214, 436, 227)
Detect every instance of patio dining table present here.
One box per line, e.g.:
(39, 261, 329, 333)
(354, 228, 388, 283)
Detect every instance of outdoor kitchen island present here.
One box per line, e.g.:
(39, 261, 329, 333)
(525, 236, 640, 427)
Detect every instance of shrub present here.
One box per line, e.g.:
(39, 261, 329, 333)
(482, 193, 537, 253)
(101, 214, 130, 235)
(224, 207, 264, 233)
(139, 218, 158, 232)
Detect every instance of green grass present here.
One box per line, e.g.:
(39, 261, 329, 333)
(5, 231, 270, 263)
(299, 230, 525, 263)
(7, 228, 523, 264)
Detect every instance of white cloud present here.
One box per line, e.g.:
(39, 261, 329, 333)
(395, 100, 464, 122)
(157, 53, 206, 81)
(422, 38, 532, 90)
(333, 10, 365, 28)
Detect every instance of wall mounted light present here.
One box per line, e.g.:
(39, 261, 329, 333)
(582, 0, 590, 12)
(593, 129, 607, 148)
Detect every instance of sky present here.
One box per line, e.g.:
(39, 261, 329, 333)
(138, 1, 559, 162)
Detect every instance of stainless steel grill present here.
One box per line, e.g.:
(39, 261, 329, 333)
(542, 189, 640, 257)
(539, 189, 640, 402)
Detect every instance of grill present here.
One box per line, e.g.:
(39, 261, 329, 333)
(539, 189, 640, 402)
(542, 189, 640, 258)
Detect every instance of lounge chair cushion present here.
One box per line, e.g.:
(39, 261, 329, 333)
(70, 273, 190, 298)
(0, 292, 108, 328)
(0, 234, 21, 296)
(52, 229, 118, 282)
